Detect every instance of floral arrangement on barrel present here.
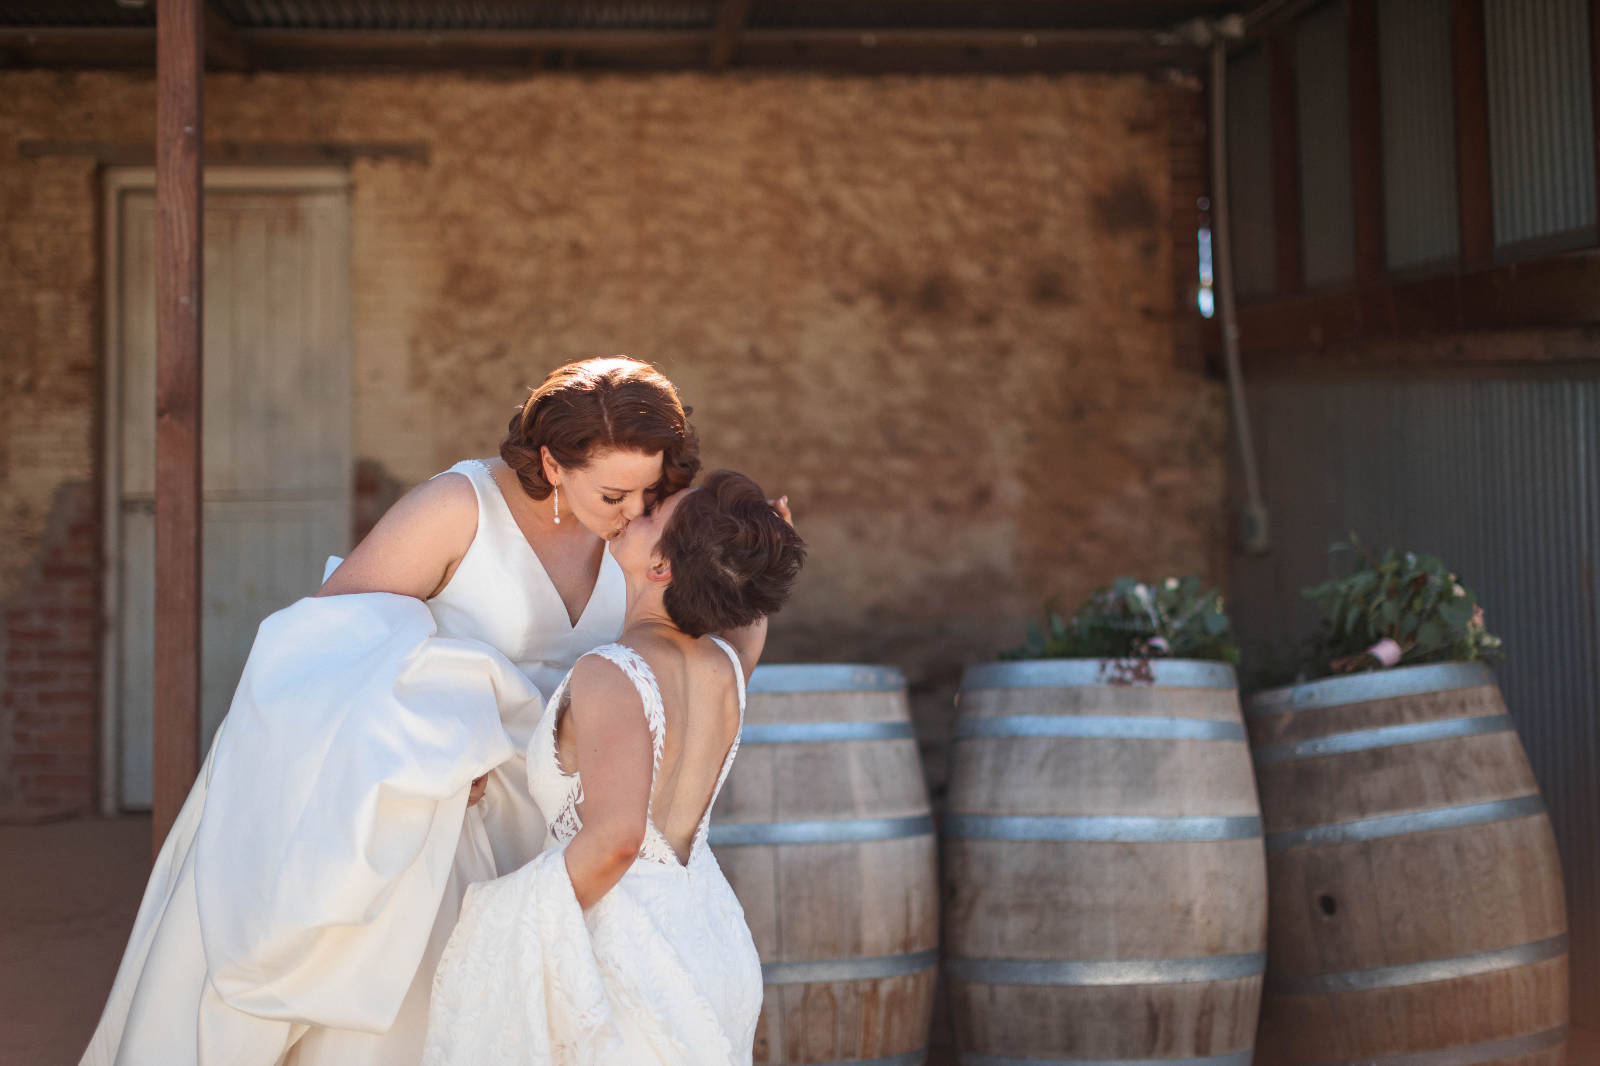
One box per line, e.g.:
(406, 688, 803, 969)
(1005, 575, 1241, 665)
(1294, 536, 1503, 681)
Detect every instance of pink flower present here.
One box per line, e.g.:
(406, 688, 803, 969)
(1145, 636, 1170, 655)
(1366, 638, 1403, 667)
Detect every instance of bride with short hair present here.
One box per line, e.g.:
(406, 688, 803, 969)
(82, 357, 758, 1066)
(423, 470, 806, 1066)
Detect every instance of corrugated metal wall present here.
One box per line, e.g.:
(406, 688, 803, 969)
(1295, 0, 1355, 287)
(1378, 0, 1459, 270)
(1484, 0, 1597, 255)
(1227, 45, 1277, 299)
(1230, 374, 1600, 1028)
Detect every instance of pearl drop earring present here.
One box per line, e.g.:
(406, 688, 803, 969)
(553, 486, 561, 525)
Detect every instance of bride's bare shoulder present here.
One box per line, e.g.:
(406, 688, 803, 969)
(317, 466, 479, 599)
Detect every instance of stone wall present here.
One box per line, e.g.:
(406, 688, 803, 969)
(0, 69, 1226, 817)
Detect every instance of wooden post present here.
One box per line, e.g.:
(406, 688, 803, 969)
(153, 0, 204, 858)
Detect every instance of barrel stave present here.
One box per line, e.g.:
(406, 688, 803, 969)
(712, 667, 938, 1065)
(1254, 732, 1542, 835)
(1247, 682, 1506, 746)
(1257, 958, 1568, 1063)
(950, 978, 1263, 1059)
(945, 838, 1266, 960)
(950, 736, 1261, 818)
(761, 971, 938, 1064)
(947, 664, 1266, 1063)
(1247, 666, 1569, 1066)
(721, 838, 939, 960)
(716, 740, 928, 823)
(743, 688, 911, 724)
(1267, 818, 1566, 977)
(959, 683, 1244, 722)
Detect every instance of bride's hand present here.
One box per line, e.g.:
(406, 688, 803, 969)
(769, 495, 794, 528)
(467, 774, 488, 807)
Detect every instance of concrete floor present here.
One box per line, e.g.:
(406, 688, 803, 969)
(1, 816, 1595, 1066)
(1, 817, 148, 1066)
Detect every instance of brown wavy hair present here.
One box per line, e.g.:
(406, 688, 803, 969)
(500, 357, 699, 502)
(659, 471, 807, 638)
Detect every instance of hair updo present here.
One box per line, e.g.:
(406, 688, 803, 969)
(658, 471, 807, 639)
(500, 357, 700, 502)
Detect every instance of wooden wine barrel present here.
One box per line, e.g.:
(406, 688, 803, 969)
(946, 659, 1267, 1064)
(709, 664, 939, 1066)
(1247, 662, 1568, 1065)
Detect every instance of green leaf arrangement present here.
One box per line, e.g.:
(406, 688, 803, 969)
(1004, 576, 1241, 665)
(1299, 535, 1503, 679)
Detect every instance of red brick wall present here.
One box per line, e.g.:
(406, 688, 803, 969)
(1, 480, 101, 820)
(1, 69, 1228, 818)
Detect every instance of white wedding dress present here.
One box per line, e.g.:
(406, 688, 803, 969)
(80, 459, 626, 1066)
(422, 639, 764, 1066)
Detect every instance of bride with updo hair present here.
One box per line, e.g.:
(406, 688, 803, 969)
(82, 357, 784, 1066)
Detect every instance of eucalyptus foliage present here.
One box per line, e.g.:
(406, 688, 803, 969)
(1005, 576, 1240, 665)
(1299, 537, 1503, 678)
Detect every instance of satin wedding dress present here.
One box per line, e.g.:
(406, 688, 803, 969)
(81, 459, 625, 1066)
(421, 639, 763, 1066)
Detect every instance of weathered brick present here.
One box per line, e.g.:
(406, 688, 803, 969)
(0, 68, 1229, 819)
(36, 690, 96, 708)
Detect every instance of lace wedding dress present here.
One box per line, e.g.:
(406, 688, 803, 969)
(422, 639, 764, 1066)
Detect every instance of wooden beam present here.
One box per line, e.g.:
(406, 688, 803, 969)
(1347, 0, 1386, 283)
(1453, 0, 1494, 269)
(709, 0, 750, 70)
(0, 27, 154, 68)
(0, 24, 1201, 74)
(19, 138, 430, 166)
(203, 2, 253, 72)
(1229, 251, 1600, 361)
(153, 0, 204, 858)
(1266, 26, 1302, 295)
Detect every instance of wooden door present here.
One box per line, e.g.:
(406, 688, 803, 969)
(107, 169, 352, 809)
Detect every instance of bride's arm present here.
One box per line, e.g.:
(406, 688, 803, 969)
(561, 658, 655, 909)
(718, 617, 766, 683)
(317, 473, 478, 600)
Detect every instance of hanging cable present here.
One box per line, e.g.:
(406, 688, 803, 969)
(1203, 17, 1272, 554)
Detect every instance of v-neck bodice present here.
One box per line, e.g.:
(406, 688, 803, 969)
(426, 459, 627, 749)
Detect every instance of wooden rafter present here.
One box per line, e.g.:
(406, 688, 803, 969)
(204, 1, 254, 72)
(0, 23, 1204, 73)
(1229, 252, 1600, 362)
(709, 0, 751, 70)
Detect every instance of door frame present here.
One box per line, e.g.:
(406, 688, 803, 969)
(99, 165, 352, 813)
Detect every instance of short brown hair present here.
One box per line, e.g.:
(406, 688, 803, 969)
(500, 357, 699, 502)
(659, 471, 807, 639)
